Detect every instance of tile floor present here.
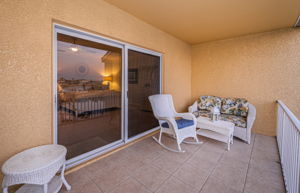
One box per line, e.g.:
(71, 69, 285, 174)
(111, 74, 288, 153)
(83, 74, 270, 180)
(59, 133, 285, 193)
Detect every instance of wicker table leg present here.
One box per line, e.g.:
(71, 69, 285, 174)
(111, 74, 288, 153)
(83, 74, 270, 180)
(3, 187, 8, 193)
(44, 183, 48, 193)
(61, 164, 71, 191)
(227, 136, 231, 151)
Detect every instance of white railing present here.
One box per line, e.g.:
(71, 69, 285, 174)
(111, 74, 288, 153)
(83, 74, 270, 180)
(276, 100, 300, 193)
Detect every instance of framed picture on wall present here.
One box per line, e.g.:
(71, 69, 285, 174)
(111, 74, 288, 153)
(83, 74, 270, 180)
(128, 68, 138, 84)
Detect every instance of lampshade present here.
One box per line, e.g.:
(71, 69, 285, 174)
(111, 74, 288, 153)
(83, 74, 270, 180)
(103, 75, 112, 81)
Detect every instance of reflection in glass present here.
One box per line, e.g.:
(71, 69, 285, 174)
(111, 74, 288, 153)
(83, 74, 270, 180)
(128, 50, 160, 138)
(57, 33, 122, 159)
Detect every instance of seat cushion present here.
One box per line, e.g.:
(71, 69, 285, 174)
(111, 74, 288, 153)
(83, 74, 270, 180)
(193, 110, 211, 118)
(220, 114, 247, 128)
(197, 96, 222, 111)
(161, 118, 194, 129)
(221, 97, 249, 117)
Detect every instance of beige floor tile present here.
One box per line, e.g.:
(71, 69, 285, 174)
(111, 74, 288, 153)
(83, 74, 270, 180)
(246, 167, 285, 190)
(226, 140, 253, 153)
(161, 149, 193, 163)
(244, 175, 285, 193)
(219, 154, 250, 168)
(173, 163, 210, 190)
(116, 153, 151, 174)
(103, 148, 131, 163)
(155, 176, 198, 193)
(233, 137, 254, 148)
(91, 165, 130, 192)
(186, 155, 218, 173)
(62, 168, 93, 192)
(255, 134, 277, 144)
(249, 158, 282, 175)
(220, 151, 251, 164)
(200, 176, 242, 193)
(61, 133, 286, 193)
(151, 154, 183, 174)
(194, 148, 224, 161)
(132, 164, 171, 191)
(127, 142, 165, 164)
(84, 159, 115, 179)
(180, 137, 204, 152)
(210, 162, 247, 191)
(155, 136, 187, 152)
(60, 182, 103, 193)
(109, 177, 151, 193)
(251, 147, 280, 162)
(129, 139, 161, 154)
(253, 135, 278, 153)
(200, 141, 227, 153)
(59, 168, 102, 193)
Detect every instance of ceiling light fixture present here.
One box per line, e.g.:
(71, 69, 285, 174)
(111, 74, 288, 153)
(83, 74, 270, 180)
(70, 47, 79, 52)
(69, 38, 79, 52)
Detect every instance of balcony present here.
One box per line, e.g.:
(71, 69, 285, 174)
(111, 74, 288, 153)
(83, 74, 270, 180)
(59, 133, 284, 193)
(1, 1, 300, 193)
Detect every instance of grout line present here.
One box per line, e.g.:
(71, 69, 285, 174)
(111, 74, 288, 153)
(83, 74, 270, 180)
(151, 139, 206, 192)
(86, 135, 158, 193)
(113, 176, 154, 193)
(157, 138, 226, 193)
(151, 171, 173, 193)
(242, 134, 256, 193)
(65, 131, 159, 175)
(198, 147, 227, 193)
(91, 179, 105, 193)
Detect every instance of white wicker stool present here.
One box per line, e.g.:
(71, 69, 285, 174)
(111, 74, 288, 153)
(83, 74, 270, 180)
(2, 144, 71, 193)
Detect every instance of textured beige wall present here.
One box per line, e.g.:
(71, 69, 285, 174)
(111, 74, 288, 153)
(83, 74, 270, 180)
(0, 0, 191, 177)
(192, 28, 300, 136)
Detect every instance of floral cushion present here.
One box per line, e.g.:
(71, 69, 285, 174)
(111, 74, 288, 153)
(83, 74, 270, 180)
(197, 96, 222, 111)
(193, 110, 211, 118)
(220, 114, 247, 128)
(221, 97, 249, 117)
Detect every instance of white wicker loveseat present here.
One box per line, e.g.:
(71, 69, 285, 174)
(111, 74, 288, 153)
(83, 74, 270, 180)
(188, 96, 256, 144)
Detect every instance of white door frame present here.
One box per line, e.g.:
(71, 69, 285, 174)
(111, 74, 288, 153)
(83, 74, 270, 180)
(124, 45, 162, 143)
(53, 24, 162, 168)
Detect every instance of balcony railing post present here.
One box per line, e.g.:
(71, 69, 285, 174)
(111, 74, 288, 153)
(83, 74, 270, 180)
(276, 100, 300, 193)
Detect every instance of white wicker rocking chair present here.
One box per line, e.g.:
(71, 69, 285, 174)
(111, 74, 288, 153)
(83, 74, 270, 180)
(148, 94, 202, 153)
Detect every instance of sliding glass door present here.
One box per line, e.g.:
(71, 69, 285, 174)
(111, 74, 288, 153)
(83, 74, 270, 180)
(56, 32, 123, 160)
(127, 49, 161, 138)
(54, 25, 162, 164)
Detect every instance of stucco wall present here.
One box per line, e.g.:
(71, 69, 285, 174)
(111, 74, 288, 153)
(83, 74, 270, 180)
(191, 28, 300, 136)
(0, 0, 191, 177)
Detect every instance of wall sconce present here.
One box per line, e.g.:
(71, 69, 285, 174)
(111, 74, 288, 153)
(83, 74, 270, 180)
(103, 75, 113, 89)
(103, 75, 112, 82)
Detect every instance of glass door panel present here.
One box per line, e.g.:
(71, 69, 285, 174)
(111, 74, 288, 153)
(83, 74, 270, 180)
(57, 33, 122, 159)
(127, 49, 161, 138)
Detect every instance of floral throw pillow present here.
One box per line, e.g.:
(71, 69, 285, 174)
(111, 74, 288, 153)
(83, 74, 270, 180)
(197, 96, 222, 111)
(221, 97, 249, 117)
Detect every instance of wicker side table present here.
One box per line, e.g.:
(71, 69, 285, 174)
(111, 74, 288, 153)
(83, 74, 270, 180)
(2, 144, 71, 193)
(196, 116, 234, 150)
